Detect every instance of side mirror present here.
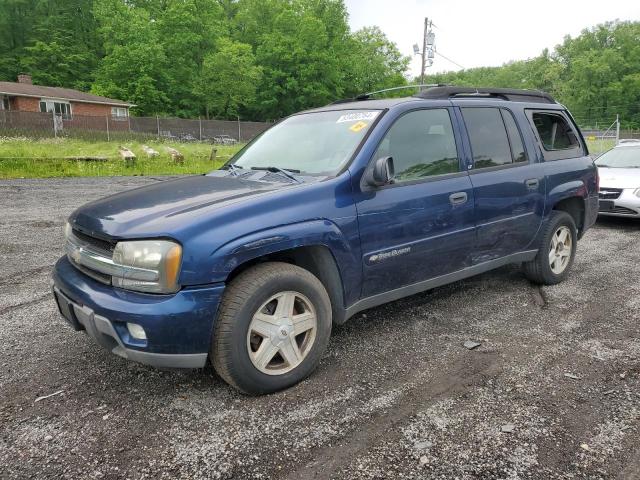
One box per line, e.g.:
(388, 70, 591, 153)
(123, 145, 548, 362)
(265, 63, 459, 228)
(365, 156, 395, 187)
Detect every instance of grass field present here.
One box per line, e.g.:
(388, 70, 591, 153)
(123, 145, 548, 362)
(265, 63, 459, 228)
(0, 137, 243, 178)
(0, 136, 614, 179)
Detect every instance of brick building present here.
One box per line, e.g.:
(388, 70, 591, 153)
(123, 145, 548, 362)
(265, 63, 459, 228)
(0, 75, 134, 124)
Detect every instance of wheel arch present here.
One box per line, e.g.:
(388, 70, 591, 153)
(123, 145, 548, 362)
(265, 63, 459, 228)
(226, 245, 347, 325)
(547, 181, 587, 238)
(211, 220, 355, 326)
(551, 196, 585, 238)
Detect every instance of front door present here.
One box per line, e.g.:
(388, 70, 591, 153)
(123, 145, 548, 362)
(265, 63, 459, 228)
(458, 106, 545, 262)
(353, 108, 476, 298)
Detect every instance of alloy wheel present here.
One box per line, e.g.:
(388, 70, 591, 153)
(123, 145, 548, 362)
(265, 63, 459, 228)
(246, 291, 318, 375)
(548, 226, 572, 274)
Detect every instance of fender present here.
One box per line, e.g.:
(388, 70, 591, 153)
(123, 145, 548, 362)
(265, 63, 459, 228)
(207, 218, 362, 304)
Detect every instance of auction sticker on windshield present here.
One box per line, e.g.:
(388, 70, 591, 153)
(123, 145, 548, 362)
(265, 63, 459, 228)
(336, 111, 379, 123)
(349, 121, 369, 132)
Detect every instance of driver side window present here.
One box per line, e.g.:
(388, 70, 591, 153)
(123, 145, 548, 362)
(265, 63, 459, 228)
(374, 109, 459, 182)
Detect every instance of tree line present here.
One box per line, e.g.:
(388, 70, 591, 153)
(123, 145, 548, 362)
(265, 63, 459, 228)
(428, 21, 640, 129)
(0, 0, 409, 120)
(0, 2, 638, 127)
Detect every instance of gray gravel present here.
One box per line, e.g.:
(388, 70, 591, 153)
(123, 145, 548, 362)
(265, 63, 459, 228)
(1, 177, 639, 479)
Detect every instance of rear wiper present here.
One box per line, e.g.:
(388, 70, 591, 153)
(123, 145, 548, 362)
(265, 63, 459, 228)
(251, 166, 302, 183)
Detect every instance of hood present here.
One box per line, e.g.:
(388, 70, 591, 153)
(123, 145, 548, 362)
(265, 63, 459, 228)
(597, 167, 640, 189)
(69, 174, 293, 239)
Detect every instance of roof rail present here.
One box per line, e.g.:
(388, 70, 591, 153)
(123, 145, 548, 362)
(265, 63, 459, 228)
(413, 86, 556, 104)
(329, 84, 449, 105)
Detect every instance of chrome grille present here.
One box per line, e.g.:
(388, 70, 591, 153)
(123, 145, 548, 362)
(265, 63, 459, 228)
(72, 228, 115, 255)
(598, 188, 623, 200)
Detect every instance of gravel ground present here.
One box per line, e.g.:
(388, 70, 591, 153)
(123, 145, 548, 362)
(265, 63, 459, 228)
(1, 177, 639, 480)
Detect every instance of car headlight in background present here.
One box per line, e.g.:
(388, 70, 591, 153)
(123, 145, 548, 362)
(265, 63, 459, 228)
(112, 240, 182, 294)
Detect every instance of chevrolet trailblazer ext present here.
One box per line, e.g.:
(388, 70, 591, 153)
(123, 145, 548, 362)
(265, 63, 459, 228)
(52, 87, 598, 394)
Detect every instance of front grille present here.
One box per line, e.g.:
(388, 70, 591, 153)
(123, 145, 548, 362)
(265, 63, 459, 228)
(599, 188, 623, 200)
(67, 229, 115, 284)
(73, 261, 112, 285)
(72, 228, 115, 254)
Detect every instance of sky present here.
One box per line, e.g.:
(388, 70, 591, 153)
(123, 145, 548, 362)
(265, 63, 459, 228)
(344, 0, 640, 78)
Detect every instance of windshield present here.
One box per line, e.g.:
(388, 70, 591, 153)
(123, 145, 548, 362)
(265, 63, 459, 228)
(595, 147, 640, 168)
(230, 109, 381, 175)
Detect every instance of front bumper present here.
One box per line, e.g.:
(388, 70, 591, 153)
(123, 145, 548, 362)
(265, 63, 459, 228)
(598, 189, 640, 218)
(52, 256, 225, 368)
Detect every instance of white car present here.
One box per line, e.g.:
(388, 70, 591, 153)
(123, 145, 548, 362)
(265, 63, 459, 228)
(596, 140, 640, 218)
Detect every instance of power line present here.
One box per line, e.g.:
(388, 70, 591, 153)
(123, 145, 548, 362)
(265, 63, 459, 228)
(434, 50, 466, 70)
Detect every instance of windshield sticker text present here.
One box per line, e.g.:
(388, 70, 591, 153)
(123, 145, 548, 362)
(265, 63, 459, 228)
(336, 111, 379, 123)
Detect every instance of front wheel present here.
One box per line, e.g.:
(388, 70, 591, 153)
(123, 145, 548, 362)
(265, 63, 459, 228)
(522, 211, 577, 285)
(211, 262, 332, 394)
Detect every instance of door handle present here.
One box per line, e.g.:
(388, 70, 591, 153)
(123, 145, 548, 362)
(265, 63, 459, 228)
(449, 192, 468, 205)
(525, 178, 539, 190)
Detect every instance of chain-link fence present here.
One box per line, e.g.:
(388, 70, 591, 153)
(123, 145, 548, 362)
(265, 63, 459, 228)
(578, 116, 640, 154)
(0, 110, 272, 143)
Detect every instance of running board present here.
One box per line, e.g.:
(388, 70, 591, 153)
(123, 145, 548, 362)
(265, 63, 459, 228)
(345, 250, 538, 319)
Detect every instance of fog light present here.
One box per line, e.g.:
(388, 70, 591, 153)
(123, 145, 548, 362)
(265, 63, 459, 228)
(126, 322, 147, 340)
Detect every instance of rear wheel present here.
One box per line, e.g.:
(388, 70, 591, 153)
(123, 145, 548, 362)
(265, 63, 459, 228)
(522, 211, 577, 285)
(212, 262, 332, 394)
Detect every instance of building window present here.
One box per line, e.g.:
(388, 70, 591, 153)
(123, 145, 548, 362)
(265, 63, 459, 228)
(111, 107, 128, 120)
(1, 96, 9, 111)
(40, 100, 72, 120)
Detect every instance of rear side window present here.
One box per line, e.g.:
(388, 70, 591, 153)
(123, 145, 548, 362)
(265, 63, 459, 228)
(373, 108, 459, 182)
(529, 111, 583, 160)
(462, 107, 512, 168)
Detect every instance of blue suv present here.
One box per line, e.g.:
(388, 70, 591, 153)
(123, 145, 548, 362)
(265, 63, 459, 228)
(52, 87, 598, 394)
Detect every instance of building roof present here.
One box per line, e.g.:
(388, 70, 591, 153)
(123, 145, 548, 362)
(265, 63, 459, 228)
(0, 82, 134, 107)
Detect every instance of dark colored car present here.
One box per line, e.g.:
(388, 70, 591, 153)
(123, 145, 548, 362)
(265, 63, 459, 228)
(52, 87, 598, 394)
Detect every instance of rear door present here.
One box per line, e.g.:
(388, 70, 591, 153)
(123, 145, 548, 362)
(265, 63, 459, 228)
(457, 106, 545, 262)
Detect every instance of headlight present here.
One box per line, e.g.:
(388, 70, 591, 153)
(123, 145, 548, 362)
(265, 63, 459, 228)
(112, 240, 182, 294)
(634, 188, 640, 198)
(64, 221, 72, 239)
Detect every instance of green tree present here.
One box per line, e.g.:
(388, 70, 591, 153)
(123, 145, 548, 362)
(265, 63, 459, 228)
(156, 0, 227, 117)
(197, 38, 262, 119)
(92, 0, 169, 115)
(343, 26, 410, 97)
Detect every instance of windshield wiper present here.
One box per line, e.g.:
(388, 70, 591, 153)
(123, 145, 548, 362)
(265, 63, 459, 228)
(251, 166, 302, 183)
(221, 163, 244, 176)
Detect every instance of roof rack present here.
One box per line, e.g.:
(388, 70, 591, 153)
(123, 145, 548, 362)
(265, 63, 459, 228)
(329, 84, 447, 105)
(413, 86, 556, 104)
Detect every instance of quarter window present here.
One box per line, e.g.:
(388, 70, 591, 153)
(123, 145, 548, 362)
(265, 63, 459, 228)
(528, 111, 584, 161)
(373, 109, 459, 182)
(462, 107, 512, 168)
(531, 112, 578, 150)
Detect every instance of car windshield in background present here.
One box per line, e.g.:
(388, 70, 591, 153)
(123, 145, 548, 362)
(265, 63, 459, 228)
(595, 147, 640, 168)
(230, 110, 381, 175)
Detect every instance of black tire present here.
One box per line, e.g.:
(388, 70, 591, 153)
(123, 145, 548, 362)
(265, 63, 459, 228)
(522, 211, 578, 285)
(211, 262, 332, 395)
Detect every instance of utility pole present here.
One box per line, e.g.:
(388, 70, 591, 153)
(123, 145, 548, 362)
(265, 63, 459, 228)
(420, 17, 428, 86)
(414, 18, 435, 90)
